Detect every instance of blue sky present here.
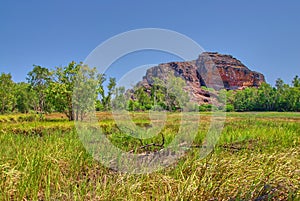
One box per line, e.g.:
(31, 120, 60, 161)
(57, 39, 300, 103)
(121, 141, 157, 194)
(0, 0, 299, 86)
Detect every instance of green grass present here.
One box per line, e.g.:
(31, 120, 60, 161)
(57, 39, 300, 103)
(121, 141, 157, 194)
(0, 112, 299, 200)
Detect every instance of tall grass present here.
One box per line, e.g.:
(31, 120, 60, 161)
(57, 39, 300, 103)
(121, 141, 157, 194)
(0, 112, 299, 200)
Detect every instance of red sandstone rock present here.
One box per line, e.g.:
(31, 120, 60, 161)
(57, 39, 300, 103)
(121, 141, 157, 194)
(197, 52, 265, 90)
(136, 52, 265, 105)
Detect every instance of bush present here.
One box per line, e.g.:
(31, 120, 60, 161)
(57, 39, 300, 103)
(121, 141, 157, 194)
(201, 86, 215, 92)
(225, 104, 235, 112)
(144, 104, 152, 110)
(199, 104, 212, 112)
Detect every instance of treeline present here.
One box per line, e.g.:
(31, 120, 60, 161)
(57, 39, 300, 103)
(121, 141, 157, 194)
(223, 77, 300, 112)
(0, 63, 191, 120)
(114, 75, 300, 113)
(0, 62, 118, 120)
(0, 62, 299, 119)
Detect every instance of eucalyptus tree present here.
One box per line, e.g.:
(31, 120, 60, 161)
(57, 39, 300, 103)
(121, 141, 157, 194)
(96, 74, 116, 111)
(0, 73, 15, 114)
(14, 82, 35, 113)
(27, 65, 52, 113)
(47, 61, 82, 120)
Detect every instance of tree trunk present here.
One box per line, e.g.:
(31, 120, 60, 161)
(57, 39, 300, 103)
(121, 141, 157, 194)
(76, 106, 79, 121)
(80, 110, 83, 121)
(70, 110, 74, 121)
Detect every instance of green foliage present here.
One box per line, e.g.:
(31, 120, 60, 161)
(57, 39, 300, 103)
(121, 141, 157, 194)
(198, 104, 212, 112)
(1, 63, 300, 115)
(128, 73, 190, 111)
(225, 104, 234, 112)
(165, 73, 189, 110)
(47, 62, 100, 121)
(292, 75, 300, 87)
(2, 64, 113, 115)
(95, 100, 104, 111)
(134, 86, 152, 109)
(111, 86, 126, 110)
(127, 100, 140, 111)
(26, 65, 52, 113)
(46, 61, 80, 120)
(74, 66, 99, 120)
(231, 77, 300, 112)
(97, 74, 116, 111)
(14, 82, 35, 113)
(201, 86, 215, 92)
(0, 73, 15, 114)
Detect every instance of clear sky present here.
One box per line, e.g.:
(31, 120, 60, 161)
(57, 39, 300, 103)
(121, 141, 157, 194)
(0, 0, 299, 86)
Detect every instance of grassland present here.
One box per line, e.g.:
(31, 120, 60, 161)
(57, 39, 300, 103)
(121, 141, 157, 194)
(0, 112, 299, 200)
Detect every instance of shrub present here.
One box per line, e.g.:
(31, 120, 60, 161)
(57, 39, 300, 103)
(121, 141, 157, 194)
(225, 104, 235, 112)
(199, 104, 212, 112)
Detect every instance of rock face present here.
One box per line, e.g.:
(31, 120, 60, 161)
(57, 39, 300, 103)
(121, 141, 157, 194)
(197, 52, 265, 90)
(136, 52, 265, 104)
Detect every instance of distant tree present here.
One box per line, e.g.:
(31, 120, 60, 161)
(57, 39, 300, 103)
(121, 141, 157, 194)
(27, 65, 52, 113)
(73, 65, 98, 120)
(0, 73, 15, 114)
(47, 61, 81, 120)
(127, 99, 141, 111)
(292, 76, 300, 111)
(292, 75, 300, 87)
(134, 86, 152, 110)
(275, 78, 284, 91)
(150, 77, 167, 109)
(165, 74, 189, 110)
(229, 77, 300, 112)
(14, 82, 34, 113)
(97, 74, 116, 111)
(259, 83, 277, 110)
(284, 86, 300, 111)
(274, 78, 286, 111)
(111, 86, 126, 110)
(233, 89, 252, 111)
(129, 73, 189, 111)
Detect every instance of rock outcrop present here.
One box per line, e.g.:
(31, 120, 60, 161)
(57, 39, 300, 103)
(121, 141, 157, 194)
(197, 52, 265, 90)
(136, 52, 265, 105)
